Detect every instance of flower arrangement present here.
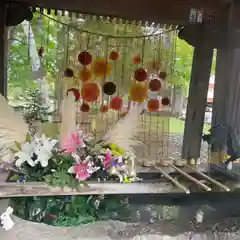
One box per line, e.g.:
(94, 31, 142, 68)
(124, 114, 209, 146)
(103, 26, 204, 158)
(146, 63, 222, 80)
(0, 90, 142, 228)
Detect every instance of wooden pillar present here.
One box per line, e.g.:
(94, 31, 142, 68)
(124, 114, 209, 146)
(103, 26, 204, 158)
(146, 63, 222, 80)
(182, 27, 213, 160)
(211, 49, 228, 128)
(0, 4, 7, 97)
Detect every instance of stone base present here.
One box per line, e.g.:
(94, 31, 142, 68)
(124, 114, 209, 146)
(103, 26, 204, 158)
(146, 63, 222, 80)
(1, 199, 240, 239)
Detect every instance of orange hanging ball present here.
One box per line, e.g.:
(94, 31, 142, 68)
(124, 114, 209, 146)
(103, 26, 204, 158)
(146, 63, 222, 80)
(100, 104, 109, 113)
(93, 58, 111, 78)
(80, 103, 90, 112)
(81, 82, 100, 102)
(133, 55, 141, 64)
(134, 68, 148, 82)
(109, 51, 120, 61)
(147, 99, 159, 112)
(149, 78, 161, 92)
(130, 83, 148, 103)
(110, 97, 123, 110)
(79, 68, 92, 82)
(78, 51, 92, 66)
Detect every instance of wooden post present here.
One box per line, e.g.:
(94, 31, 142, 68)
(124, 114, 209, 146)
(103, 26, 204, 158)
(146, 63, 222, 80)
(211, 49, 228, 128)
(0, 4, 7, 97)
(182, 27, 213, 160)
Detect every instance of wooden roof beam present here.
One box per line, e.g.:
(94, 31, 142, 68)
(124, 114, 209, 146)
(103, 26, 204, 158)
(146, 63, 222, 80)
(9, 0, 224, 25)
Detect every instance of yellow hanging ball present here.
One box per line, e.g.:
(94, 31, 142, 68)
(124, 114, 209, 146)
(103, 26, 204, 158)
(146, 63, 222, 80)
(129, 82, 148, 103)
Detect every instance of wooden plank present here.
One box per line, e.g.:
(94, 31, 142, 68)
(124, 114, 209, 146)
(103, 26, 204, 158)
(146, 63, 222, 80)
(0, 181, 179, 197)
(15, 0, 222, 25)
(182, 25, 214, 160)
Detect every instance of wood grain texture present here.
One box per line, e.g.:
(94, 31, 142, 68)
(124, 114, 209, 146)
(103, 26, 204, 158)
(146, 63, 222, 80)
(182, 26, 213, 160)
(0, 181, 178, 197)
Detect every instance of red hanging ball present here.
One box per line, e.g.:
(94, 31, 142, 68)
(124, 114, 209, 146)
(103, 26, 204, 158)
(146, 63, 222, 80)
(100, 104, 109, 113)
(110, 97, 123, 111)
(134, 68, 148, 82)
(67, 88, 80, 101)
(133, 55, 141, 64)
(149, 78, 161, 92)
(80, 103, 90, 112)
(78, 51, 92, 66)
(161, 97, 170, 106)
(64, 68, 74, 77)
(109, 51, 120, 61)
(38, 46, 44, 57)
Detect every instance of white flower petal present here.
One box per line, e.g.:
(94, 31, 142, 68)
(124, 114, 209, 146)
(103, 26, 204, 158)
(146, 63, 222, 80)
(68, 166, 75, 173)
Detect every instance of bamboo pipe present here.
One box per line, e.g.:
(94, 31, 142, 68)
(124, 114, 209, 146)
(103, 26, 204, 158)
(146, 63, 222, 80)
(154, 166, 190, 194)
(170, 164, 212, 192)
(185, 165, 230, 192)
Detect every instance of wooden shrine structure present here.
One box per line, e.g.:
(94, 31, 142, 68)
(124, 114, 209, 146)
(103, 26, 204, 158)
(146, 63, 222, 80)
(0, 0, 240, 196)
(2, 0, 240, 161)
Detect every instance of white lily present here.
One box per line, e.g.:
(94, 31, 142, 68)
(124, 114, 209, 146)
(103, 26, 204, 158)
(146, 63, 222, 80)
(34, 136, 57, 167)
(14, 142, 36, 167)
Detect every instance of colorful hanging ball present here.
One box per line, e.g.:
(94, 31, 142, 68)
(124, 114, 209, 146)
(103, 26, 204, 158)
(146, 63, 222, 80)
(110, 97, 123, 110)
(109, 51, 120, 61)
(129, 83, 148, 103)
(80, 103, 90, 112)
(93, 58, 111, 77)
(78, 51, 92, 66)
(133, 55, 141, 64)
(159, 71, 167, 80)
(149, 78, 161, 92)
(79, 68, 92, 82)
(161, 97, 170, 106)
(103, 82, 116, 96)
(134, 68, 148, 82)
(147, 99, 159, 112)
(38, 46, 44, 57)
(81, 82, 100, 102)
(67, 88, 80, 101)
(64, 68, 74, 78)
(100, 104, 109, 113)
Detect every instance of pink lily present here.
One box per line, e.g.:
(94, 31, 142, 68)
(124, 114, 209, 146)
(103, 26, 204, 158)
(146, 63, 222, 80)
(63, 131, 86, 153)
(103, 149, 113, 168)
(68, 162, 91, 180)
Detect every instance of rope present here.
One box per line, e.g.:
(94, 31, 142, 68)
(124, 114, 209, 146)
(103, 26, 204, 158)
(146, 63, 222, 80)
(36, 11, 179, 39)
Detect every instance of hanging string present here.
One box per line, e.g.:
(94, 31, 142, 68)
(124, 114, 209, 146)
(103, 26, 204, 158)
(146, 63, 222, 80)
(141, 38, 146, 67)
(36, 10, 178, 39)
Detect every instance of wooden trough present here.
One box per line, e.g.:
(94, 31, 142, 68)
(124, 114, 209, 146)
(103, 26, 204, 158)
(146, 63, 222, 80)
(0, 163, 236, 199)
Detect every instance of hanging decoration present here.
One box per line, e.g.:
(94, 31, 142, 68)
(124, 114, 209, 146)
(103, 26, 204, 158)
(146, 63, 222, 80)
(133, 55, 142, 64)
(81, 82, 100, 102)
(67, 88, 80, 101)
(79, 68, 92, 82)
(161, 97, 170, 106)
(159, 71, 167, 80)
(103, 82, 117, 96)
(110, 97, 123, 110)
(130, 83, 148, 103)
(149, 78, 161, 92)
(80, 103, 90, 112)
(78, 51, 92, 66)
(147, 99, 160, 112)
(134, 68, 148, 82)
(64, 68, 74, 78)
(93, 58, 111, 78)
(100, 104, 109, 113)
(109, 51, 120, 61)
